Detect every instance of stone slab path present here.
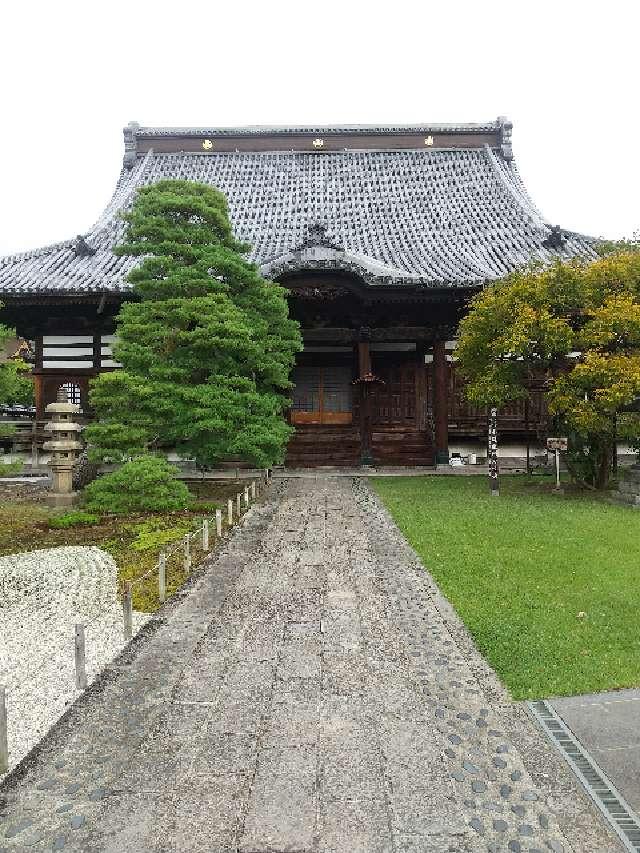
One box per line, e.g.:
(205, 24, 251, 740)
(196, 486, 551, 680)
(551, 689, 640, 816)
(0, 479, 620, 852)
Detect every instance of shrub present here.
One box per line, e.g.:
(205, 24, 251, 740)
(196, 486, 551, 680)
(0, 460, 24, 477)
(49, 511, 100, 529)
(124, 518, 192, 551)
(83, 455, 192, 514)
(190, 500, 220, 514)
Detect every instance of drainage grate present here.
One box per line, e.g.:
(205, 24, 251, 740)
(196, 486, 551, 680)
(529, 699, 640, 851)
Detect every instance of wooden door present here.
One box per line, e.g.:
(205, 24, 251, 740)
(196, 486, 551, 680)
(290, 365, 353, 425)
(372, 362, 416, 426)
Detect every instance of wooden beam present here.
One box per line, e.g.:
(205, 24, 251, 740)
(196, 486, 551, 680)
(303, 326, 452, 344)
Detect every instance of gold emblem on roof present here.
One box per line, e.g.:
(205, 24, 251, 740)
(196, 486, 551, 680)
(312, 138, 325, 149)
(202, 139, 214, 150)
(424, 136, 434, 146)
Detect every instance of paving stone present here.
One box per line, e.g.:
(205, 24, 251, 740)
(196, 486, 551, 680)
(4, 818, 34, 838)
(239, 746, 317, 851)
(321, 798, 392, 852)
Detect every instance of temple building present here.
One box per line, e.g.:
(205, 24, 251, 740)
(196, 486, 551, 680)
(0, 119, 595, 467)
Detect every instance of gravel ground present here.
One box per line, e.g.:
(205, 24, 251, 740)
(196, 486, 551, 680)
(0, 546, 150, 776)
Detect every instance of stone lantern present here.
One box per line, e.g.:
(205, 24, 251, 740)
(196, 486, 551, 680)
(43, 387, 83, 507)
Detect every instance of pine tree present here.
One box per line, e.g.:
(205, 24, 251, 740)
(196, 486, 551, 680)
(86, 180, 302, 468)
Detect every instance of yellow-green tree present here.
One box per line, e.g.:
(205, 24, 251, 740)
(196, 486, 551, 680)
(456, 250, 640, 489)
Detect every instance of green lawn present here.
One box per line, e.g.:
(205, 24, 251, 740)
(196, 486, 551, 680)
(372, 475, 640, 700)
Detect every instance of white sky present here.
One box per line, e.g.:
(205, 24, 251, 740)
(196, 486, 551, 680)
(1, 0, 638, 256)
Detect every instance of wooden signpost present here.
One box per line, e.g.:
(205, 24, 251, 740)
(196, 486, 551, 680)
(547, 437, 568, 491)
(488, 407, 499, 497)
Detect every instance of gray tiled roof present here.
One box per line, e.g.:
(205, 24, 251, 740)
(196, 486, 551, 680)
(0, 122, 596, 295)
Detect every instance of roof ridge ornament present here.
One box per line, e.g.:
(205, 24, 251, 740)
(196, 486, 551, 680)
(543, 225, 566, 250)
(303, 220, 344, 251)
(543, 225, 567, 251)
(73, 235, 96, 257)
(123, 121, 140, 169)
(497, 116, 513, 161)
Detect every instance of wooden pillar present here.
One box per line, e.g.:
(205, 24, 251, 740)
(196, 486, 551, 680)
(415, 346, 427, 431)
(433, 341, 449, 465)
(357, 340, 374, 466)
(33, 374, 45, 420)
(358, 342, 372, 378)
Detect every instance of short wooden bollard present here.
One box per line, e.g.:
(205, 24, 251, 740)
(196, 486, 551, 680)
(202, 519, 209, 551)
(74, 623, 88, 690)
(251, 481, 256, 500)
(215, 508, 222, 538)
(0, 685, 9, 774)
(158, 552, 166, 604)
(123, 581, 133, 641)
(244, 486, 249, 507)
(236, 492, 241, 517)
(183, 534, 191, 571)
(228, 498, 233, 525)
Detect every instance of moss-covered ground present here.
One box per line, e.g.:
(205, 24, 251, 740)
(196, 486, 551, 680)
(0, 479, 254, 612)
(372, 474, 640, 699)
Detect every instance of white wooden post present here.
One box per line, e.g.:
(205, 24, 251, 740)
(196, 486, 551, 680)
(244, 486, 249, 507)
(0, 686, 7, 774)
(202, 519, 209, 551)
(74, 624, 88, 690)
(488, 407, 499, 497)
(251, 481, 256, 500)
(158, 552, 166, 604)
(228, 498, 233, 525)
(236, 492, 241, 517)
(123, 582, 133, 641)
(215, 508, 222, 538)
(183, 534, 191, 571)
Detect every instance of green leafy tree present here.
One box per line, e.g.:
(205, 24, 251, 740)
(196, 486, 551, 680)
(85, 180, 302, 467)
(0, 321, 33, 411)
(456, 251, 640, 489)
(0, 319, 34, 452)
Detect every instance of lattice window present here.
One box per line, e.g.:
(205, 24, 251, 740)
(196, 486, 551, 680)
(60, 383, 82, 409)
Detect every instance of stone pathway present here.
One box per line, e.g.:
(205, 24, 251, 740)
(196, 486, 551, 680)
(0, 479, 620, 852)
(551, 689, 640, 815)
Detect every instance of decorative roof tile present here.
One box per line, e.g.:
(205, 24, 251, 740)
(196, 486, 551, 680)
(0, 121, 597, 295)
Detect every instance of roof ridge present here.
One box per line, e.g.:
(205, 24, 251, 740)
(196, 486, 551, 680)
(88, 150, 154, 236)
(128, 120, 502, 137)
(0, 152, 154, 265)
(0, 237, 75, 266)
(482, 144, 548, 231)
